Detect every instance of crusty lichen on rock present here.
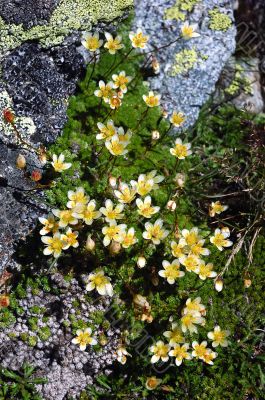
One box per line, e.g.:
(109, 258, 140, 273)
(0, 0, 133, 57)
(208, 7, 232, 31)
(170, 47, 199, 76)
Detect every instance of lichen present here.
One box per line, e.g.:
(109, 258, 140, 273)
(164, 0, 200, 21)
(208, 8, 232, 31)
(0, 0, 133, 57)
(170, 47, 199, 75)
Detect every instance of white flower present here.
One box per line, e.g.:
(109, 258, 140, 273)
(81, 32, 103, 52)
(207, 326, 230, 347)
(143, 91, 161, 107)
(102, 221, 127, 246)
(71, 328, 97, 351)
(96, 120, 116, 140)
(129, 28, 149, 49)
(143, 219, 169, 245)
(51, 154, 72, 172)
(131, 170, 164, 197)
(114, 182, 137, 204)
(210, 228, 233, 251)
(170, 138, 192, 159)
(105, 134, 130, 156)
(158, 260, 185, 284)
(136, 196, 160, 218)
(100, 199, 124, 223)
(86, 270, 113, 296)
(120, 227, 138, 248)
(150, 340, 169, 363)
(104, 32, 124, 54)
(181, 22, 200, 39)
(41, 232, 67, 258)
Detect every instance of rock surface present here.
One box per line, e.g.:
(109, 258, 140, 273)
(133, 0, 236, 129)
(0, 1, 132, 274)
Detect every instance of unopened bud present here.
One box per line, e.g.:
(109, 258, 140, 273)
(151, 130, 160, 140)
(244, 279, 252, 288)
(137, 256, 146, 269)
(31, 170, 42, 182)
(3, 109, 15, 124)
(162, 109, 168, 118)
(109, 175, 117, 188)
(175, 173, 186, 188)
(0, 295, 10, 308)
(167, 200, 177, 211)
(86, 235, 95, 251)
(214, 277, 223, 292)
(152, 58, 160, 74)
(16, 154, 26, 169)
(109, 241, 121, 255)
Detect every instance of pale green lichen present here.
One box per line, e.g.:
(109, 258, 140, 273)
(225, 64, 252, 96)
(0, 0, 133, 57)
(164, 0, 200, 21)
(208, 8, 232, 31)
(170, 47, 198, 76)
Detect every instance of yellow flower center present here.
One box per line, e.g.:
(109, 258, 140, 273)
(156, 345, 168, 357)
(213, 331, 225, 342)
(172, 113, 185, 126)
(78, 332, 92, 345)
(194, 344, 207, 357)
(164, 265, 180, 279)
(87, 37, 100, 51)
(93, 275, 108, 286)
(133, 33, 147, 47)
(213, 233, 226, 247)
(174, 144, 188, 158)
(185, 232, 199, 246)
(51, 238, 63, 251)
(183, 26, 194, 37)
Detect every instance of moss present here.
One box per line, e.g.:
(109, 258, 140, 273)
(0, 0, 133, 56)
(38, 326, 51, 341)
(28, 317, 38, 332)
(208, 8, 232, 31)
(0, 309, 16, 328)
(171, 47, 199, 75)
(28, 335, 38, 347)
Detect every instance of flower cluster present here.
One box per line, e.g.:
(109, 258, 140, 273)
(150, 298, 230, 366)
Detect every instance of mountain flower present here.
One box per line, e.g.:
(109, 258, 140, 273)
(179, 227, 200, 247)
(81, 32, 103, 52)
(41, 232, 67, 258)
(210, 228, 233, 251)
(129, 28, 149, 49)
(61, 228, 79, 249)
(96, 120, 117, 140)
(67, 187, 89, 209)
(169, 343, 192, 366)
(150, 340, 170, 363)
(131, 170, 164, 196)
(116, 346, 131, 364)
(105, 134, 130, 156)
(86, 270, 113, 296)
(114, 182, 137, 204)
(143, 219, 169, 245)
(136, 196, 160, 218)
(180, 312, 205, 333)
(183, 297, 206, 316)
(158, 260, 185, 284)
(143, 91, 161, 107)
(163, 322, 185, 345)
(202, 349, 217, 365)
(209, 201, 228, 217)
(94, 81, 114, 103)
(179, 254, 201, 273)
(102, 221, 127, 246)
(207, 326, 230, 347)
(170, 139, 192, 159)
(191, 341, 208, 359)
(104, 32, 124, 54)
(112, 71, 132, 93)
(71, 328, 97, 351)
(39, 214, 59, 235)
(109, 95, 122, 110)
(181, 22, 200, 39)
(75, 200, 102, 225)
(145, 377, 162, 390)
(170, 111, 185, 127)
(52, 209, 78, 228)
(51, 154, 72, 172)
(99, 200, 124, 223)
(171, 241, 185, 258)
(120, 227, 138, 248)
(189, 240, 210, 257)
(197, 262, 217, 280)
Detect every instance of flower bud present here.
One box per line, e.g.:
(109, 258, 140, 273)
(146, 376, 162, 390)
(3, 109, 14, 124)
(214, 277, 223, 292)
(244, 279, 252, 288)
(133, 294, 149, 309)
(151, 130, 160, 140)
(16, 154, 26, 169)
(152, 58, 160, 74)
(109, 175, 117, 188)
(175, 173, 186, 188)
(86, 235, 95, 251)
(31, 170, 42, 182)
(167, 200, 177, 211)
(0, 295, 10, 308)
(109, 241, 121, 255)
(137, 256, 146, 269)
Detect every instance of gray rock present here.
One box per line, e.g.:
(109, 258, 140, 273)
(133, 0, 236, 129)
